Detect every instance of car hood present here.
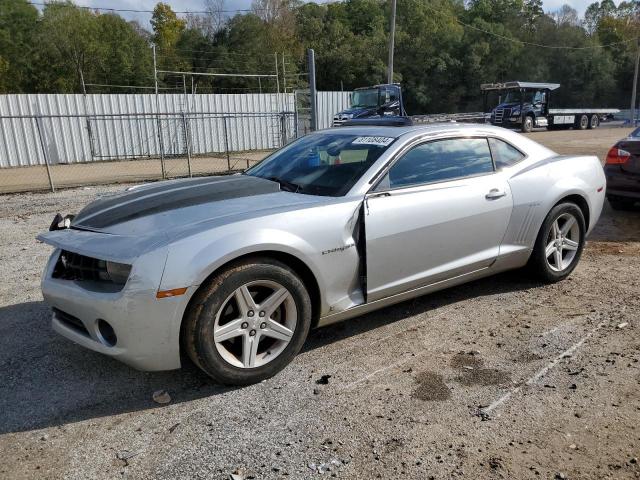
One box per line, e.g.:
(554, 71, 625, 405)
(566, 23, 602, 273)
(69, 175, 330, 238)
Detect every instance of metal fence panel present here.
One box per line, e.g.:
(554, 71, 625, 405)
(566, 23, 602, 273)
(0, 92, 350, 169)
(316, 91, 351, 129)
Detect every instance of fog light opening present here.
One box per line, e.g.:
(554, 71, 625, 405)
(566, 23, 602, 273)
(97, 319, 117, 347)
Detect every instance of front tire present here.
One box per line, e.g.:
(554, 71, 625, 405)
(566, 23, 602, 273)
(522, 115, 534, 133)
(528, 203, 586, 283)
(183, 257, 312, 385)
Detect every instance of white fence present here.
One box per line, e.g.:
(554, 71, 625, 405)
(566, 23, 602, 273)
(0, 91, 351, 168)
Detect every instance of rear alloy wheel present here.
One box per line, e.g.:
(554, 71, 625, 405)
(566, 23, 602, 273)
(544, 213, 581, 272)
(578, 114, 589, 130)
(588, 114, 599, 129)
(183, 258, 312, 385)
(529, 203, 585, 283)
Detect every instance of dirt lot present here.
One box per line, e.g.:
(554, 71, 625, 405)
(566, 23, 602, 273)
(0, 152, 267, 194)
(0, 128, 639, 480)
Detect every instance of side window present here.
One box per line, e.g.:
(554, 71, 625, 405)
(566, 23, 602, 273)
(384, 138, 493, 189)
(489, 138, 525, 169)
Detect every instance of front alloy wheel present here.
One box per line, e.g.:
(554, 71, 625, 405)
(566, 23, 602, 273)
(183, 257, 312, 385)
(213, 280, 297, 369)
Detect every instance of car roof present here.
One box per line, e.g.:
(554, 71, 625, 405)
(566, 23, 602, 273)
(319, 122, 512, 139)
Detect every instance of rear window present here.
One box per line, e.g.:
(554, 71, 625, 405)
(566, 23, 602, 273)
(630, 127, 640, 138)
(489, 138, 525, 169)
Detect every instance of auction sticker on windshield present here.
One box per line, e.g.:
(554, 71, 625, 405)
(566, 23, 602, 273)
(352, 136, 394, 146)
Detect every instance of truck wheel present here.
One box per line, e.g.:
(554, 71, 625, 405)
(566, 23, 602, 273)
(522, 115, 534, 133)
(588, 115, 599, 129)
(578, 114, 589, 130)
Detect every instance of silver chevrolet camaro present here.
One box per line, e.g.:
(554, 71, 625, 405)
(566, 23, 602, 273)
(38, 124, 606, 385)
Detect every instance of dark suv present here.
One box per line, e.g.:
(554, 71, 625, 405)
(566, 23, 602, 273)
(605, 127, 640, 209)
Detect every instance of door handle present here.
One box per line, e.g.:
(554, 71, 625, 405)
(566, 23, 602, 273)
(485, 188, 507, 200)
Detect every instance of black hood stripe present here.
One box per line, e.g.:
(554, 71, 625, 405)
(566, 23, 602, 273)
(73, 175, 280, 229)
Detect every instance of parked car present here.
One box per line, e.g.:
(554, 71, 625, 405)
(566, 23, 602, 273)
(605, 128, 640, 209)
(38, 124, 606, 385)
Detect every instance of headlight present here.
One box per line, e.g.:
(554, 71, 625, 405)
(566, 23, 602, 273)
(511, 109, 520, 116)
(106, 261, 131, 285)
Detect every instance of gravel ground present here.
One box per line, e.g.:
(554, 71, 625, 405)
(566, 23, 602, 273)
(0, 129, 639, 480)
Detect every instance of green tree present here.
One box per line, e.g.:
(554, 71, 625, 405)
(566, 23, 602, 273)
(37, 2, 99, 92)
(0, 0, 39, 92)
(151, 2, 187, 72)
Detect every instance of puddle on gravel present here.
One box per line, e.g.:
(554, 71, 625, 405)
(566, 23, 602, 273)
(412, 371, 451, 401)
(451, 351, 511, 386)
(450, 351, 483, 369)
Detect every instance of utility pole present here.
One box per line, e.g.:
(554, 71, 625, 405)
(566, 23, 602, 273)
(79, 68, 95, 159)
(308, 49, 317, 131)
(152, 43, 166, 179)
(631, 38, 640, 126)
(387, 0, 397, 84)
(275, 53, 281, 112)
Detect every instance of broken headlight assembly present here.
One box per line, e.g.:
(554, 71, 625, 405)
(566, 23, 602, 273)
(54, 251, 131, 289)
(104, 261, 132, 285)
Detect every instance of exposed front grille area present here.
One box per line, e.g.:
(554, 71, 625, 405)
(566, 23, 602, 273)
(53, 250, 107, 282)
(494, 108, 511, 123)
(332, 115, 346, 127)
(53, 308, 90, 337)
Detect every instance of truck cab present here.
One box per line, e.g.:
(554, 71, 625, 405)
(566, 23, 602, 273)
(333, 83, 406, 126)
(482, 81, 559, 133)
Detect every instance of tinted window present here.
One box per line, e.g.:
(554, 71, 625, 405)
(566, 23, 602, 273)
(382, 87, 399, 104)
(246, 132, 395, 196)
(351, 89, 379, 108)
(489, 138, 525, 169)
(385, 138, 493, 189)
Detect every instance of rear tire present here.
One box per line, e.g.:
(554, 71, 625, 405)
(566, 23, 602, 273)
(588, 114, 599, 129)
(182, 257, 312, 385)
(577, 114, 589, 130)
(528, 203, 586, 283)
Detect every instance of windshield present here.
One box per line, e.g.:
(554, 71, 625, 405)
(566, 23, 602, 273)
(630, 127, 640, 137)
(502, 90, 542, 105)
(245, 132, 395, 196)
(352, 88, 379, 108)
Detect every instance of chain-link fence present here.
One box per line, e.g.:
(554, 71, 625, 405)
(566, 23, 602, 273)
(0, 111, 297, 193)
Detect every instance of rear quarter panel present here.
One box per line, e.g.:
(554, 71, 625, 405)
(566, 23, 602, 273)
(501, 155, 605, 257)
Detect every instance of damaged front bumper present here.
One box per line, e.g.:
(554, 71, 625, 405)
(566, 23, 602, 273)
(38, 229, 195, 371)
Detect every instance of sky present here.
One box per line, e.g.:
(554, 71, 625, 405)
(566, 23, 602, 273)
(42, 0, 625, 28)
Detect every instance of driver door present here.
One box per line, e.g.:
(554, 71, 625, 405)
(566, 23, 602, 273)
(365, 137, 513, 302)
